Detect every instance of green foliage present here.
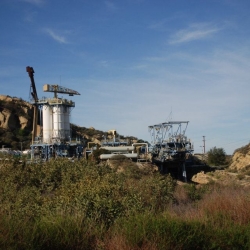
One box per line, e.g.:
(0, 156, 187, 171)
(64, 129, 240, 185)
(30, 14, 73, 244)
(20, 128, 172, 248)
(184, 183, 209, 201)
(1, 157, 250, 249)
(91, 148, 109, 162)
(0, 158, 176, 227)
(0, 215, 101, 250)
(17, 128, 30, 137)
(207, 146, 226, 166)
(0, 127, 31, 149)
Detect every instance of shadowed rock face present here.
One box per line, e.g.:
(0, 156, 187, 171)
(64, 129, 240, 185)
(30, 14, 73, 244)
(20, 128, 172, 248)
(0, 95, 33, 131)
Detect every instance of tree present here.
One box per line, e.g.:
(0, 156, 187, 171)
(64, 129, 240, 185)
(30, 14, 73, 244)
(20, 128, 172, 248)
(207, 147, 226, 166)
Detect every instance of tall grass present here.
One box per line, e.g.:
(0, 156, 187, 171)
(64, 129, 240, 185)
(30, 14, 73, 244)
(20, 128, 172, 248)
(109, 212, 250, 250)
(0, 156, 250, 249)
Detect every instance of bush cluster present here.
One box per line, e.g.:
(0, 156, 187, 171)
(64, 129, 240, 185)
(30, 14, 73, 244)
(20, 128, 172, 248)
(1, 157, 250, 249)
(207, 146, 226, 166)
(0, 157, 177, 249)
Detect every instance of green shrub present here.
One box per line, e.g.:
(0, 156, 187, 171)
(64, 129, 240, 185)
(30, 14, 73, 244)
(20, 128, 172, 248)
(91, 148, 109, 162)
(207, 147, 226, 166)
(184, 183, 209, 201)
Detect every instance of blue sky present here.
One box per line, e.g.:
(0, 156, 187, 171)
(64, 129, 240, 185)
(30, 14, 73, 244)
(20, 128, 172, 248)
(1, 0, 250, 154)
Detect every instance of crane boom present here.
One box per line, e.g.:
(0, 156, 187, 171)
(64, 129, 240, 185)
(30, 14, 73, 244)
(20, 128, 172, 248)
(26, 66, 39, 145)
(43, 84, 80, 98)
(26, 66, 38, 102)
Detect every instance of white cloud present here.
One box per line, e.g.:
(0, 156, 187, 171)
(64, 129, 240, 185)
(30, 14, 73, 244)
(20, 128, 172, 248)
(169, 23, 220, 44)
(44, 28, 68, 44)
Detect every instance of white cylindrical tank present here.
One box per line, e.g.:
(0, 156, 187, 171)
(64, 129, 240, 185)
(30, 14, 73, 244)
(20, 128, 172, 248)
(64, 106, 70, 139)
(43, 105, 52, 143)
(53, 105, 64, 139)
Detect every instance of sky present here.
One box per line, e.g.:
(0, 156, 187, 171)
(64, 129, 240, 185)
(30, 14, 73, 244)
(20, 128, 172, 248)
(1, 0, 250, 155)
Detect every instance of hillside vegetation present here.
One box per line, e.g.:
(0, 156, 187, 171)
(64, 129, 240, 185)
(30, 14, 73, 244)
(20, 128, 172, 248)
(1, 156, 250, 249)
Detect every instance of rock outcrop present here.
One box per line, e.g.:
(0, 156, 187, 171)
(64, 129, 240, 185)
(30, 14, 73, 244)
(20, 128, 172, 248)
(192, 144, 250, 185)
(191, 171, 211, 184)
(0, 95, 33, 131)
(192, 169, 250, 186)
(229, 144, 250, 171)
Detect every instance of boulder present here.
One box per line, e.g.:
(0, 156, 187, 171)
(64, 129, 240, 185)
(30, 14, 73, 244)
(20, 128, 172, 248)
(191, 171, 212, 184)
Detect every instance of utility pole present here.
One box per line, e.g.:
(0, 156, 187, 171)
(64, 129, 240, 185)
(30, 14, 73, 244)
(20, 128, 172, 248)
(202, 136, 206, 154)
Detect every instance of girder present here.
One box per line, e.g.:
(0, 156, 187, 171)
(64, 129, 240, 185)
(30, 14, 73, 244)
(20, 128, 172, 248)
(43, 84, 80, 98)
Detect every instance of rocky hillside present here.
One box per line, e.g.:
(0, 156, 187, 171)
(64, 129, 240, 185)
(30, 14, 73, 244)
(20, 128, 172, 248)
(0, 95, 141, 150)
(70, 124, 140, 148)
(0, 95, 33, 130)
(0, 95, 33, 149)
(228, 143, 250, 171)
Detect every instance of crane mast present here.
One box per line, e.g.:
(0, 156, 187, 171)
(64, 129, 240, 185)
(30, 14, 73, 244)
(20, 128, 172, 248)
(26, 66, 39, 144)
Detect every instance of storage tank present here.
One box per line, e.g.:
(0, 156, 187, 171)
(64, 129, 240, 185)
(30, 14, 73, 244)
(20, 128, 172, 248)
(43, 105, 52, 143)
(64, 106, 70, 139)
(53, 105, 64, 139)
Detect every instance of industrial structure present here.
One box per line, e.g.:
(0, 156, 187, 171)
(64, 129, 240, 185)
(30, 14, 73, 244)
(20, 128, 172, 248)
(26, 66, 84, 160)
(85, 129, 149, 161)
(148, 121, 194, 181)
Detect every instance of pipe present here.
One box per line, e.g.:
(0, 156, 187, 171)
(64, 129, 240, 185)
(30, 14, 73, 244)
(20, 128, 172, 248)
(100, 153, 138, 160)
(100, 146, 134, 152)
